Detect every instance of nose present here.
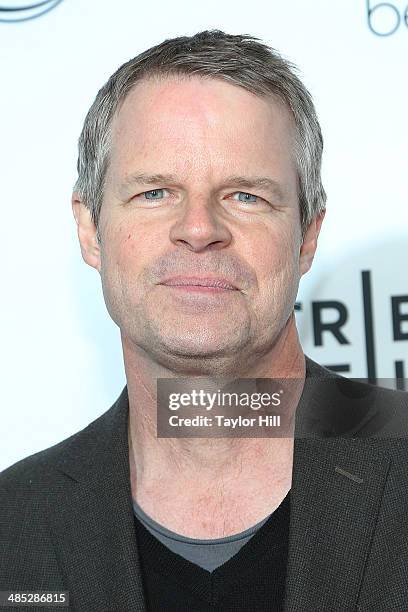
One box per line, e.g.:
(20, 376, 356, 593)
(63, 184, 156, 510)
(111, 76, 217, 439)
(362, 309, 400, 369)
(169, 196, 232, 252)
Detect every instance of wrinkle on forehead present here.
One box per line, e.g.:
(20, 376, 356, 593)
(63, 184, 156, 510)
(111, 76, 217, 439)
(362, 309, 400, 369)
(107, 75, 298, 199)
(112, 74, 294, 145)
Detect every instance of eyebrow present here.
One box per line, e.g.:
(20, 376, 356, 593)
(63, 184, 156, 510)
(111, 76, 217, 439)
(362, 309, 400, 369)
(121, 172, 179, 188)
(120, 172, 286, 203)
(223, 175, 286, 203)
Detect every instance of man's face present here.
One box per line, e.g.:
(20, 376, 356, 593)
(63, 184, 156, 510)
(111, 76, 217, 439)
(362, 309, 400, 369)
(76, 76, 319, 373)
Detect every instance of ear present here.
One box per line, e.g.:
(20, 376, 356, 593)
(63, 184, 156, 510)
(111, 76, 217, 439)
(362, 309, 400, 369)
(299, 209, 325, 276)
(72, 192, 101, 273)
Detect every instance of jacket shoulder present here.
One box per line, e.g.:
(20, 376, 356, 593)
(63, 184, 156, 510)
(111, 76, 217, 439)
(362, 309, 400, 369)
(0, 387, 125, 490)
(304, 355, 408, 439)
(306, 354, 408, 406)
(0, 390, 127, 591)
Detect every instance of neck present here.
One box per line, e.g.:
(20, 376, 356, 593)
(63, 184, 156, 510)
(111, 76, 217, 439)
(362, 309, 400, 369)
(125, 316, 304, 534)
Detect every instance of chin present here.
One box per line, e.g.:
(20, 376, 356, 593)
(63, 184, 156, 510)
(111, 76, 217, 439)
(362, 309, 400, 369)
(158, 337, 237, 358)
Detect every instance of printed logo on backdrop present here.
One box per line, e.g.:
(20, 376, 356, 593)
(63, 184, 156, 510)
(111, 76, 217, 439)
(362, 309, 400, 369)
(296, 270, 407, 391)
(366, 0, 408, 35)
(0, 0, 63, 23)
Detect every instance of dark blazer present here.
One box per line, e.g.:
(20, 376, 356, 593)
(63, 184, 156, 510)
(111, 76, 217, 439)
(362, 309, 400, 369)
(1, 356, 408, 612)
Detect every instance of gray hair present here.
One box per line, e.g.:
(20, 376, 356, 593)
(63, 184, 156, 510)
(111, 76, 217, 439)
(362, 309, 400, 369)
(74, 30, 326, 242)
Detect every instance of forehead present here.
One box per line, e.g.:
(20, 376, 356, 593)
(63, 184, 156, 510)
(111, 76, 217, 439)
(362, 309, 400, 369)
(108, 75, 296, 179)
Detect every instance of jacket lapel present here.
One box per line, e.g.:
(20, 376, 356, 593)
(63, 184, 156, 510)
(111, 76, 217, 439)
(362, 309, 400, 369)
(284, 437, 390, 611)
(48, 387, 147, 612)
(284, 358, 391, 611)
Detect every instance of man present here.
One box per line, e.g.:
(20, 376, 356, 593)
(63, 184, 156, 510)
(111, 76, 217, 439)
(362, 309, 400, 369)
(1, 30, 407, 612)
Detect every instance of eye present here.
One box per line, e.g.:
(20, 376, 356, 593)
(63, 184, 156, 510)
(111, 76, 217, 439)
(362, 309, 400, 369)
(142, 189, 166, 199)
(231, 191, 259, 203)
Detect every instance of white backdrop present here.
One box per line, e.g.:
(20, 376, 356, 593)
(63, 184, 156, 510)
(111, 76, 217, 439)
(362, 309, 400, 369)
(1, 0, 407, 471)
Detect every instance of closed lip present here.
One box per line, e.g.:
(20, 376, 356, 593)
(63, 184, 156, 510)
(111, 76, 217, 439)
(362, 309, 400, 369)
(158, 276, 238, 290)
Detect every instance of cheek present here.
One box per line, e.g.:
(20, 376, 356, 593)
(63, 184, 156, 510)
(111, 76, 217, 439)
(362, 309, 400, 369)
(102, 220, 146, 274)
(246, 227, 299, 290)
(99, 222, 141, 307)
(101, 219, 168, 306)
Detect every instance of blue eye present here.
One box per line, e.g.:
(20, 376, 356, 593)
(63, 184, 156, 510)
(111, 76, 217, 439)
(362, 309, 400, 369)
(144, 189, 165, 199)
(233, 192, 258, 202)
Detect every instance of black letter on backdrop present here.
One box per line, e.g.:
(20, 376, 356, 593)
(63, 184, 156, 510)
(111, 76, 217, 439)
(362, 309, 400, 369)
(392, 296, 408, 340)
(312, 301, 349, 346)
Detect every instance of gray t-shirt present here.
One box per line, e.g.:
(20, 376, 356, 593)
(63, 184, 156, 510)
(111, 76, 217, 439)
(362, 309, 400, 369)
(132, 500, 271, 572)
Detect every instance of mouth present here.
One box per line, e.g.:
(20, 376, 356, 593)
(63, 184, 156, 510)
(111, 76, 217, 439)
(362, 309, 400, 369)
(158, 276, 239, 291)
